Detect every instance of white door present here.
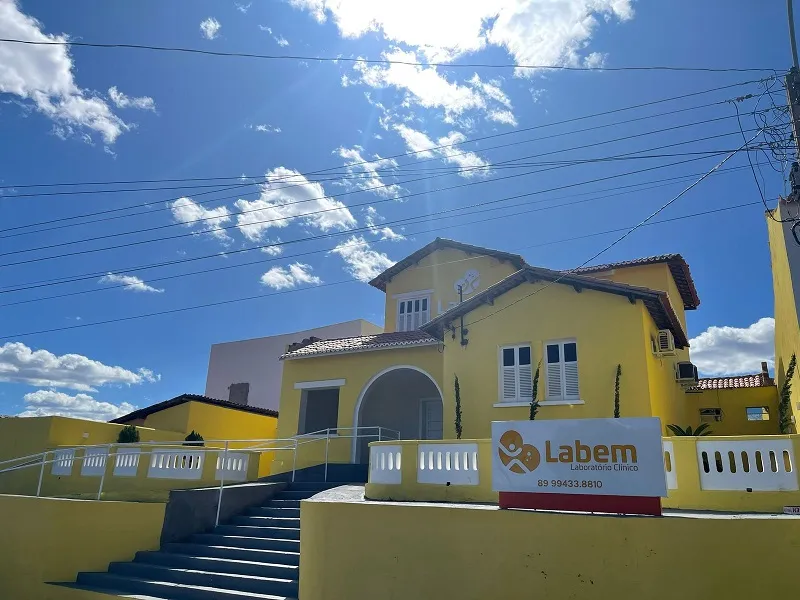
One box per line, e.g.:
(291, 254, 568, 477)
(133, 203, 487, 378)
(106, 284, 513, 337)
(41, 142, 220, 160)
(421, 399, 443, 440)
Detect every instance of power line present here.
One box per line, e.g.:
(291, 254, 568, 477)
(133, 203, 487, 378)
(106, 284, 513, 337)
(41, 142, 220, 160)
(464, 133, 760, 328)
(0, 145, 763, 267)
(0, 156, 760, 295)
(0, 38, 782, 73)
(0, 199, 765, 341)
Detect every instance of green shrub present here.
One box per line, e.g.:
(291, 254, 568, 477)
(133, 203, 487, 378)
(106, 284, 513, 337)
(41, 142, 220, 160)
(184, 430, 205, 446)
(117, 424, 140, 444)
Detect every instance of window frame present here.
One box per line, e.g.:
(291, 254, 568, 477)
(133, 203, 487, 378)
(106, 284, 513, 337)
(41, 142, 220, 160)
(543, 338, 580, 402)
(395, 292, 432, 332)
(497, 343, 533, 404)
(745, 406, 770, 421)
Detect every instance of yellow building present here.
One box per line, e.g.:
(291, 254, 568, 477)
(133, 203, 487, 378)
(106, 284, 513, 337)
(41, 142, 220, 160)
(275, 238, 778, 476)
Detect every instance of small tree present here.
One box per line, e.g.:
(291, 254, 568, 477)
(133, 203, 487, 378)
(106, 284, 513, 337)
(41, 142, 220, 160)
(779, 354, 797, 434)
(613, 364, 622, 418)
(117, 424, 140, 444)
(529, 360, 541, 420)
(666, 423, 712, 436)
(454, 375, 463, 440)
(184, 430, 205, 446)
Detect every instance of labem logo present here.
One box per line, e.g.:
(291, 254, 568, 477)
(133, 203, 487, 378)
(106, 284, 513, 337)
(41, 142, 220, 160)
(498, 429, 639, 474)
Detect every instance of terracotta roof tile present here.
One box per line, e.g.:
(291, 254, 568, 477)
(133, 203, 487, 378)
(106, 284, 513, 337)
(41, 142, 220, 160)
(693, 373, 775, 390)
(281, 330, 439, 359)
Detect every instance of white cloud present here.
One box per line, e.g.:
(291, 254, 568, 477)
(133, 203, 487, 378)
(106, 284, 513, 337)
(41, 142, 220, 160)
(108, 87, 156, 111)
(260, 262, 322, 289)
(290, 0, 632, 70)
(200, 17, 221, 39)
(234, 167, 356, 242)
(0, 342, 158, 392)
(336, 145, 402, 198)
(261, 244, 283, 256)
(98, 273, 164, 293)
(364, 206, 405, 241)
(259, 24, 290, 46)
(394, 125, 488, 176)
(487, 109, 517, 126)
(18, 390, 135, 421)
(169, 197, 232, 241)
(689, 317, 775, 376)
(330, 235, 395, 281)
(249, 123, 282, 133)
(235, 2, 252, 13)
(0, 0, 134, 143)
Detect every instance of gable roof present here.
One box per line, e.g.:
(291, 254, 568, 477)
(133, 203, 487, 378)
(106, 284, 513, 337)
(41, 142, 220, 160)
(691, 373, 775, 391)
(368, 237, 526, 292)
(110, 393, 278, 424)
(281, 330, 439, 360)
(421, 266, 689, 348)
(572, 254, 700, 310)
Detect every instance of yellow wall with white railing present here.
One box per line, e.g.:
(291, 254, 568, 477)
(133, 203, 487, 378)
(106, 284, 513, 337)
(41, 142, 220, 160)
(367, 435, 800, 513)
(0, 494, 165, 600)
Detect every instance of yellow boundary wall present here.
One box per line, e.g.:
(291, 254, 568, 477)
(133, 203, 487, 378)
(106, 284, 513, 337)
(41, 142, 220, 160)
(0, 494, 165, 600)
(300, 499, 800, 600)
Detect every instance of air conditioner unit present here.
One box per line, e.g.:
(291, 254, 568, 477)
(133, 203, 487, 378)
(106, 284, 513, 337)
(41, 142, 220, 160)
(655, 329, 676, 356)
(675, 361, 699, 385)
(700, 408, 723, 423)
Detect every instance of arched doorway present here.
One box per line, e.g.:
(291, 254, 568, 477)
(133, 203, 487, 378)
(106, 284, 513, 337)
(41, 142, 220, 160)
(352, 366, 443, 463)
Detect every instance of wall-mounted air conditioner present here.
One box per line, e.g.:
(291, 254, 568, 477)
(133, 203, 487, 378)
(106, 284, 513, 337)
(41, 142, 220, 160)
(699, 408, 723, 423)
(675, 361, 699, 385)
(655, 329, 676, 356)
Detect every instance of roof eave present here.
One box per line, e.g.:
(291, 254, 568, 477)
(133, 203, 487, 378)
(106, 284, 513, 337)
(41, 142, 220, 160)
(281, 339, 440, 360)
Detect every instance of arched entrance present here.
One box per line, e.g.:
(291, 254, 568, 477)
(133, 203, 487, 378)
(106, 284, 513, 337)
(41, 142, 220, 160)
(352, 366, 443, 463)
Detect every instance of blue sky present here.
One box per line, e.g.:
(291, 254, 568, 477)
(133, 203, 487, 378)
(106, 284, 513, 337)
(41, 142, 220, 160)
(0, 0, 790, 419)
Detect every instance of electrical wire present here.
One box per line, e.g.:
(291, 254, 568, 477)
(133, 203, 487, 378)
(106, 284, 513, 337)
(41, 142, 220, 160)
(0, 38, 782, 73)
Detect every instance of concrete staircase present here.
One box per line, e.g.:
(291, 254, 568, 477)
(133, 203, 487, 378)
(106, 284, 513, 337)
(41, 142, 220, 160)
(60, 482, 336, 599)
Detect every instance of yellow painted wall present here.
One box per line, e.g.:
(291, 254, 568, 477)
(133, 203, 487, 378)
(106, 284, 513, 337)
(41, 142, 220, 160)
(687, 386, 780, 436)
(182, 401, 278, 445)
(139, 402, 192, 433)
(441, 282, 655, 439)
(767, 212, 800, 433)
(0, 494, 165, 600)
(300, 498, 800, 600)
(274, 345, 443, 473)
(383, 247, 519, 333)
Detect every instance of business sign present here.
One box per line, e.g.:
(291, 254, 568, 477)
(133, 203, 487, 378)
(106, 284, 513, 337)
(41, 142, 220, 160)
(491, 418, 667, 498)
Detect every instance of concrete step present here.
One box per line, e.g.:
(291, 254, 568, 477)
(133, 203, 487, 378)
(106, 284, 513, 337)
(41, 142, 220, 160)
(273, 490, 318, 500)
(108, 562, 298, 597)
(284, 482, 342, 492)
(230, 516, 300, 529)
(135, 551, 299, 580)
(264, 499, 300, 509)
(247, 507, 300, 519)
(73, 573, 295, 599)
(189, 533, 300, 553)
(213, 526, 300, 541)
(161, 543, 299, 566)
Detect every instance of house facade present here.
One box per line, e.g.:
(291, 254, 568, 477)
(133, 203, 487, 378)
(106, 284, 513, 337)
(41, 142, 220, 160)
(274, 238, 775, 476)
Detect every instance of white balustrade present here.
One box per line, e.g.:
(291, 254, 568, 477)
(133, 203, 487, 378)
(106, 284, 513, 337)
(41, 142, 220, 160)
(696, 439, 798, 491)
(417, 443, 479, 486)
(113, 448, 141, 477)
(80, 447, 108, 477)
(663, 441, 677, 490)
(147, 449, 204, 480)
(51, 449, 75, 476)
(215, 452, 250, 482)
(369, 444, 402, 484)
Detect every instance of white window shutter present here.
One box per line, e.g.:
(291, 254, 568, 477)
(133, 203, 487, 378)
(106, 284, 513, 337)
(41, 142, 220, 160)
(564, 361, 579, 398)
(502, 366, 517, 401)
(546, 362, 563, 399)
(518, 364, 533, 399)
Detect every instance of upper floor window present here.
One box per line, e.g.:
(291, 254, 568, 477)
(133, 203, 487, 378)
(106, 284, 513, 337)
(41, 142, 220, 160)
(746, 406, 770, 421)
(545, 340, 579, 401)
(397, 296, 430, 331)
(499, 344, 532, 403)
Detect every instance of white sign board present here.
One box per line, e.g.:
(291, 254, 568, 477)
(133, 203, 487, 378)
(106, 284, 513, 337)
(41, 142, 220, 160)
(491, 418, 667, 498)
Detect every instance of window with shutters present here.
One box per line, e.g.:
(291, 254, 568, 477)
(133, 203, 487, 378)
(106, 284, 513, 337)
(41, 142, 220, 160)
(498, 345, 533, 403)
(396, 295, 431, 332)
(545, 340, 580, 401)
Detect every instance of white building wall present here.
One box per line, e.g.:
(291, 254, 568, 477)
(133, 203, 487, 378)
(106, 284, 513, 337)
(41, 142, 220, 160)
(204, 319, 383, 412)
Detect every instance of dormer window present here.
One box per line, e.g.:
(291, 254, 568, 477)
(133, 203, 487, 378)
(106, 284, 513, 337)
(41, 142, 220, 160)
(397, 294, 431, 331)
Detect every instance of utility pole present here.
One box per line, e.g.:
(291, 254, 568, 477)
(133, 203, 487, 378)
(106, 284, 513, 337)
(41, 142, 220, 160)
(787, 0, 800, 200)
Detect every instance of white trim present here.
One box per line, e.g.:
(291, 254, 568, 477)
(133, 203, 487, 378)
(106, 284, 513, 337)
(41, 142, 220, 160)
(543, 338, 579, 402)
(539, 399, 585, 406)
(497, 343, 533, 403)
(392, 289, 434, 300)
(493, 401, 532, 408)
(283, 340, 439, 360)
(294, 379, 346, 390)
(351, 365, 444, 463)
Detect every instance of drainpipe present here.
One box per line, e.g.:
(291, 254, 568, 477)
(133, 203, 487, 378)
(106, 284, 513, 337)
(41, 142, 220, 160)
(458, 285, 469, 347)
